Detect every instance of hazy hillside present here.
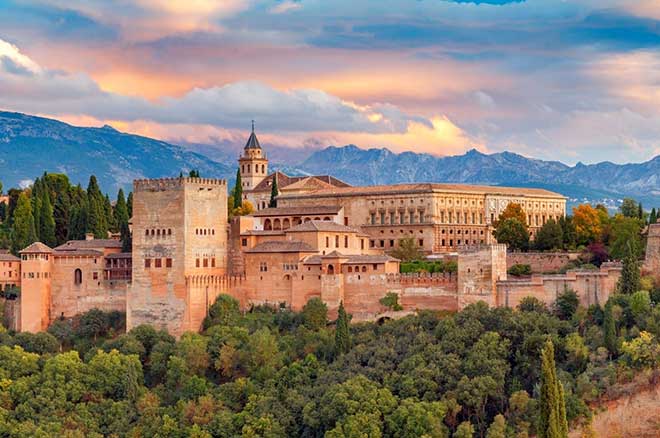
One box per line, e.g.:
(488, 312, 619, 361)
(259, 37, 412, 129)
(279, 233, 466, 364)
(293, 146, 660, 207)
(0, 111, 233, 192)
(1, 111, 659, 208)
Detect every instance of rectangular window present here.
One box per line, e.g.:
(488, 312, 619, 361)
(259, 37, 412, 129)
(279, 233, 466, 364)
(390, 212, 396, 224)
(335, 235, 340, 247)
(166, 258, 172, 268)
(203, 258, 208, 268)
(380, 212, 385, 224)
(211, 258, 216, 267)
(419, 239, 424, 247)
(344, 236, 349, 248)
(370, 240, 375, 248)
(380, 240, 385, 247)
(390, 239, 394, 247)
(370, 213, 376, 225)
(372, 264, 378, 270)
(195, 259, 200, 268)
(145, 258, 151, 268)
(400, 212, 405, 224)
(326, 236, 330, 247)
(93, 272, 98, 280)
(242, 238, 248, 246)
(155, 258, 162, 268)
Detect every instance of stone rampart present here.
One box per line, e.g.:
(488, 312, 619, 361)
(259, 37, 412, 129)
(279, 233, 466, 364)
(507, 252, 579, 273)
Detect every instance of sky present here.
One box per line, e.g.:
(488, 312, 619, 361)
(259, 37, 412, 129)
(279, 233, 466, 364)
(1, 0, 660, 164)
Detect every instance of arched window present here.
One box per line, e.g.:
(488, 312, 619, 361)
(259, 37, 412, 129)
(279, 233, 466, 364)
(348, 266, 353, 273)
(264, 219, 272, 230)
(273, 219, 281, 230)
(327, 264, 335, 275)
(284, 274, 291, 281)
(74, 269, 82, 285)
(361, 266, 367, 273)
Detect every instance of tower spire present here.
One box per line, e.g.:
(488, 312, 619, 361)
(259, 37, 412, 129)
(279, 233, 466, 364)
(251, 119, 255, 133)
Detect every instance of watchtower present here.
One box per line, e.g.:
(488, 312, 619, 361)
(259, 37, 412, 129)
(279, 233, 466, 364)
(238, 121, 268, 191)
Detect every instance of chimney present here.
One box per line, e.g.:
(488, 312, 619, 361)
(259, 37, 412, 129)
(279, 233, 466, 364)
(85, 233, 95, 241)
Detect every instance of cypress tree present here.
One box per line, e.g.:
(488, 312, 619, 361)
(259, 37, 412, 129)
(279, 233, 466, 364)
(114, 189, 129, 227)
(39, 188, 56, 247)
(603, 301, 617, 356)
(31, 178, 42, 239)
(86, 176, 107, 238)
(538, 339, 568, 438)
(618, 241, 640, 294)
(104, 194, 115, 232)
(650, 208, 657, 225)
(638, 203, 643, 220)
(127, 192, 133, 219)
(120, 220, 132, 252)
(11, 192, 38, 254)
(335, 301, 351, 355)
(233, 168, 243, 209)
(269, 173, 279, 208)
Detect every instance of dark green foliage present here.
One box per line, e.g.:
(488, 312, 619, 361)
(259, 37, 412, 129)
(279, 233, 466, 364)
(603, 301, 617, 356)
(203, 294, 241, 329)
(493, 218, 529, 251)
(0, 200, 6, 222)
(508, 264, 532, 277)
(537, 340, 568, 438)
(390, 237, 424, 261)
(86, 175, 108, 238)
(269, 173, 279, 208)
(517, 296, 548, 313)
(558, 216, 578, 250)
(38, 186, 56, 247)
(11, 192, 37, 253)
(554, 289, 579, 320)
(188, 170, 200, 178)
(650, 207, 657, 225)
(12, 331, 59, 354)
(233, 168, 243, 209)
(335, 301, 351, 355)
(400, 259, 457, 274)
(301, 297, 328, 330)
(379, 292, 403, 311)
(535, 218, 563, 251)
(127, 191, 133, 218)
(618, 241, 641, 294)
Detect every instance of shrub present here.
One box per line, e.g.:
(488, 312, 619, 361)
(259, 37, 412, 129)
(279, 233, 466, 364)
(508, 264, 532, 277)
(379, 292, 403, 311)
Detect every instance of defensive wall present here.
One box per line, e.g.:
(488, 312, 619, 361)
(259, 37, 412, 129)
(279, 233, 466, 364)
(507, 251, 580, 273)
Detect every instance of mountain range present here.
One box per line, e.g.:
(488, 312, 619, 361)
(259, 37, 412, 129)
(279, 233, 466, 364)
(1, 111, 658, 208)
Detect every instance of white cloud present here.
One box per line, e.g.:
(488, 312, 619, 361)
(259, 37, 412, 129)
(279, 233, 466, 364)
(0, 39, 428, 136)
(270, 1, 303, 14)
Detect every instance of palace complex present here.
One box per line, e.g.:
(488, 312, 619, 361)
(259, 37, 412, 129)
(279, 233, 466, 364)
(2, 128, 656, 336)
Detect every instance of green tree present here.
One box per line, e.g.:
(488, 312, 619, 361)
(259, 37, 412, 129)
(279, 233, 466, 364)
(534, 219, 563, 251)
(554, 289, 579, 320)
(558, 216, 578, 249)
(619, 198, 639, 218)
(649, 207, 657, 225)
(609, 215, 642, 260)
(203, 294, 241, 329)
(302, 297, 328, 331)
(390, 237, 424, 261)
(38, 187, 56, 247)
(486, 414, 506, 438)
(379, 292, 403, 311)
(603, 301, 617, 356)
(493, 218, 529, 251)
(127, 191, 133, 218)
(454, 422, 475, 438)
(269, 174, 279, 208)
(114, 189, 129, 229)
(86, 176, 108, 238)
(537, 340, 568, 438)
(233, 168, 243, 209)
(335, 301, 351, 355)
(11, 192, 38, 254)
(618, 241, 641, 294)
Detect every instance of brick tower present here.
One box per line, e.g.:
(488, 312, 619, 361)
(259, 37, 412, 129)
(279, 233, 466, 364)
(18, 242, 53, 332)
(645, 219, 660, 281)
(127, 177, 228, 336)
(238, 122, 268, 191)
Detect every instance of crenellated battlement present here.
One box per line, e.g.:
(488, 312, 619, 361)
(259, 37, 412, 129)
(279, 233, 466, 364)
(386, 272, 456, 285)
(186, 274, 246, 286)
(134, 177, 227, 192)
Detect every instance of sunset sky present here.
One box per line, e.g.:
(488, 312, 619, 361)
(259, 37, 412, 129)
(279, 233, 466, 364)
(1, 0, 660, 164)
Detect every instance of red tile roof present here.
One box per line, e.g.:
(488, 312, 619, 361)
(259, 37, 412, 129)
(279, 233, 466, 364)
(245, 241, 317, 253)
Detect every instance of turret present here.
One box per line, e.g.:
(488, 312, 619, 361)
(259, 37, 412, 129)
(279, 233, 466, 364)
(19, 242, 53, 332)
(238, 121, 268, 191)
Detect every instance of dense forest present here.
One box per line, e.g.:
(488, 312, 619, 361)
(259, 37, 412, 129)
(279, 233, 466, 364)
(0, 280, 658, 437)
(0, 173, 132, 253)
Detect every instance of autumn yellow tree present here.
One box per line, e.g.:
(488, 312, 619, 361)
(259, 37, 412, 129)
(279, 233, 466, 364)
(495, 203, 527, 228)
(572, 204, 603, 245)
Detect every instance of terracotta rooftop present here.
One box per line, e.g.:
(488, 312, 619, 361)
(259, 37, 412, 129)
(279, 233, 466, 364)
(251, 206, 342, 217)
(250, 172, 350, 193)
(245, 240, 317, 253)
(20, 242, 54, 254)
(106, 252, 132, 259)
(53, 249, 103, 257)
(241, 230, 286, 236)
(0, 252, 19, 261)
(303, 253, 399, 265)
(278, 183, 565, 199)
(54, 239, 122, 251)
(286, 220, 362, 234)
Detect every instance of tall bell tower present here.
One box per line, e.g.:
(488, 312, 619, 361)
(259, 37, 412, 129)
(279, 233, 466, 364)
(238, 121, 268, 192)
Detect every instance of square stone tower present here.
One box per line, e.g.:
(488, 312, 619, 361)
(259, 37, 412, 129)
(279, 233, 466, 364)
(645, 220, 660, 281)
(127, 177, 228, 336)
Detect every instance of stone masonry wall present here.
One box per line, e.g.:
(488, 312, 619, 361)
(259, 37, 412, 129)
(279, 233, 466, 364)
(507, 252, 579, 273)
(644, 222, 660, 281)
